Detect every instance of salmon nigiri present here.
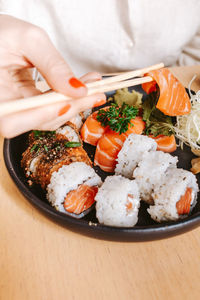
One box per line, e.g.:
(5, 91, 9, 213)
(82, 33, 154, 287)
(81, 111, 107, 146)
(94, 131, 126, 172)
(150, 134, 177, 153)
(142, 68, 191, 116)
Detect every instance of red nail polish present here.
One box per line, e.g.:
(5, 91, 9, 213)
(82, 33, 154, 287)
(93, 99, 106, 108)
(68, 77, 85, 88)
(58, 104, 71, 116)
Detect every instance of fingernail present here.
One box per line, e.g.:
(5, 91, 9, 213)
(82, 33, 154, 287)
(68, 77, 86, 88)
(58, 104, 71, 116)
(93, 99, 106, 108)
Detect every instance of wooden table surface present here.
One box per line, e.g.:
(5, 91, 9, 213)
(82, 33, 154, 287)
(1, 65, 200, 300)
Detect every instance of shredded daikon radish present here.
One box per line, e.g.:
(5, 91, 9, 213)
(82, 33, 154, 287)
(174, 75, 200, 153)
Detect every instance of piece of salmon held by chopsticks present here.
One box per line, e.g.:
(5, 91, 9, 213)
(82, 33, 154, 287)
(142, 68, 191, 116)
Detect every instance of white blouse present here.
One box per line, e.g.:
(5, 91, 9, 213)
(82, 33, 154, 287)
(1, 0, 200, 76)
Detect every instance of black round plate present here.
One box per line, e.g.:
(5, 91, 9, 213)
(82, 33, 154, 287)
(3, 87, 200, 242)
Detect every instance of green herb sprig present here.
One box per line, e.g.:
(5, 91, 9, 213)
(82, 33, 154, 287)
(65, 142, 81, 148)
(96, 103, 138, 134)
(30, 144, 41, 153)
(33, 130, 56, 139)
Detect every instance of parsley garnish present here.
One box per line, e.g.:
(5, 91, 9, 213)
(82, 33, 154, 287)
(96, 103, 138, 134)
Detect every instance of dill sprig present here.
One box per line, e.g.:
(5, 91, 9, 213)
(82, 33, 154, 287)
(96, 103, 138, 134)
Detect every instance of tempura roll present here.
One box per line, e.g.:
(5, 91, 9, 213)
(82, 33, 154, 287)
(35, 140, 91, 188)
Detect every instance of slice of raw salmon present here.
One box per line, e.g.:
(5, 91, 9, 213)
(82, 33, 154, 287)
(94, 117, 145, 172)
(142, 68, 191, 116)
(150, 134, 176, 153)
(176, 187, 192, 215)
(81, 111, 107, 146)
(94, 131, 126, 172)
(64, 184, 98, 214)
(125, 116, 145, 136)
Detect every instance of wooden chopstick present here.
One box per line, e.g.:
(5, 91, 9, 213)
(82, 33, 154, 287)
(0, 63, 164, 117)
(87, 62, 164, 88)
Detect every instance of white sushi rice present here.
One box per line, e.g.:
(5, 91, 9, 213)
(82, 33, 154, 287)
(56, 125, 80, 142)
(95, 175, 140, 227)
(28, 154, 42, 176)
(82, 109, 92, 120)
(115, 134, 157, 178)
(70, 109, 92, 130)
(47, 162, 102, 213)
(133, 151, 178, 204)
(70, 114, 83, 130)
(148, 168, 199, 222)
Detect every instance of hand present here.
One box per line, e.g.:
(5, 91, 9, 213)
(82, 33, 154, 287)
(0, 15, 105, 138)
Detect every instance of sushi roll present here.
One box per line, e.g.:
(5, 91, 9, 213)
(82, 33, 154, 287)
(28, 129, 56, 144)
(22, 124, 87, 187)
(70, 113, 83, 130)
(55, 121, 81, 143)
(148, 168, 199, 222)
(21, 134, 56, 180)
(82, 108, 92, 120)
(47, 162, 102, 214)
(95, 175, 140, 227)
(35, 140, 91, 188)
(29, 122, 80, 144)
(133, 151, 178, 204)
(115, 134, 157, 178)
(70, 109, 92, 130)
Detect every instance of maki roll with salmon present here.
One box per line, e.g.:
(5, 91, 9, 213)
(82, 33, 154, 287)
(148, 168, 199, 222)
(47, 162, 102, 214)
(21, 124, 100, 215)
(115, 134, 157, 178)
(133, 151, 178, 204)
(95, 175, 140, 227)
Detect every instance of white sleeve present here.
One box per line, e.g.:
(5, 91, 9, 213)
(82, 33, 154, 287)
(177, 27, 200, 65)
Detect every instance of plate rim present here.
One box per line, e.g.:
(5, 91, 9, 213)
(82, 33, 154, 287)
(3, 137, 200, 242)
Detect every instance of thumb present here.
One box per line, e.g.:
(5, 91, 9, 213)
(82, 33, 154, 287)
(22, 26, 87, 98)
